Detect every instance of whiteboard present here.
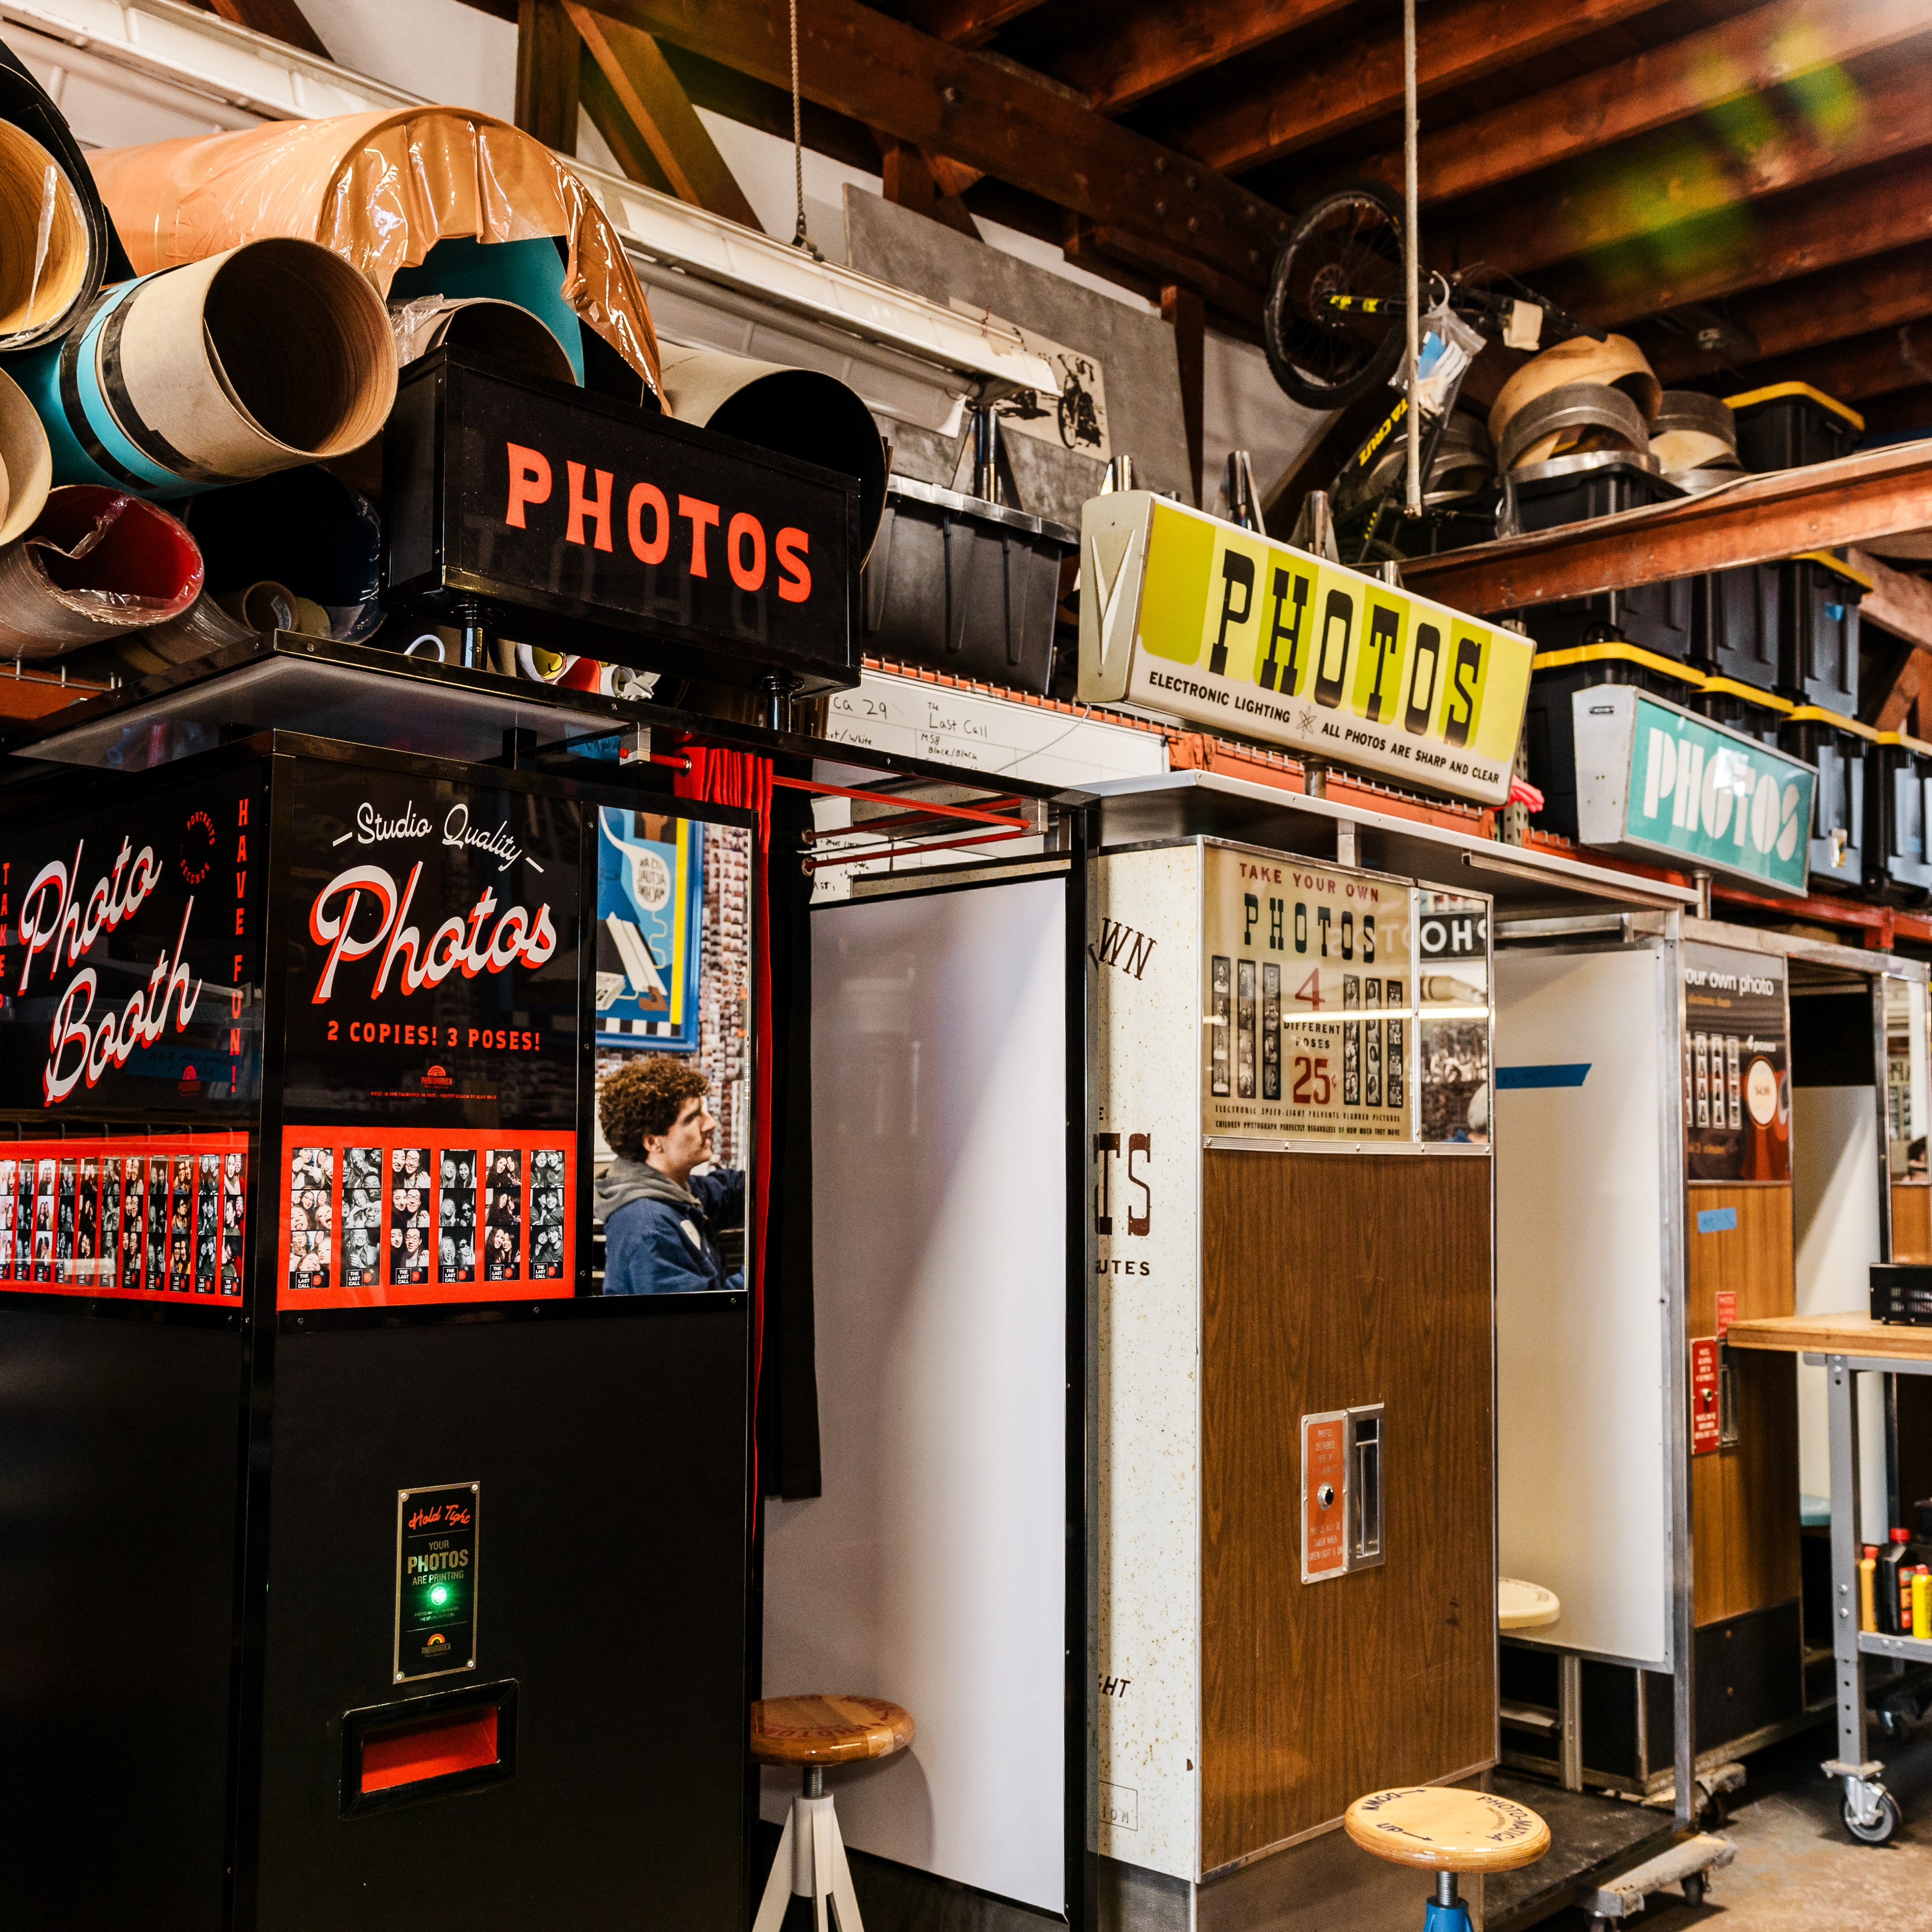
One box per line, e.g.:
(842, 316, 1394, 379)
(761, 877, 1068, 1913)
(1495, 947, 1672, 1667)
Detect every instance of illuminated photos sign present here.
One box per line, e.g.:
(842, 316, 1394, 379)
(1076, 492, 1534, 806)
(1573, 685, 1816, 894)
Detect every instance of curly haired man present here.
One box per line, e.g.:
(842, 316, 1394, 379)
(594, 1054, 744, 1295)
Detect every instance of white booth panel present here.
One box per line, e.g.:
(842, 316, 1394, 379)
(762, 878, 1068, 1914)
(1496, 947, 1671, 1667)
(1793, 1085, 1887, 1545)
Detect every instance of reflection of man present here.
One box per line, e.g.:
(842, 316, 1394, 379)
(595, 1056, 743, 1296)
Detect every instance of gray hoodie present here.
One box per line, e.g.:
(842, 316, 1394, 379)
(592, 1155, 698, 1222)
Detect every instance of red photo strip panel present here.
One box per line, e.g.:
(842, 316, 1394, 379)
(0, 1134, 248, 1302)
(278, 1128, 575, 1310)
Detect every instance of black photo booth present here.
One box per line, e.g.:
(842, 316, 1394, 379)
(0, 733, 756, 1931)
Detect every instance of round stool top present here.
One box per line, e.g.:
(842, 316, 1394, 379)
(1498, 1577, 1562, 1631)
(751, 1695, 915, 1767)
(1344, 1788, 1550, 1873)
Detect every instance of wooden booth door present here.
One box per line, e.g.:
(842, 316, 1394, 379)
(1199, 1149, 1494, 1871)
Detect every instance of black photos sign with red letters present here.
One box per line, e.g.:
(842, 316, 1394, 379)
(279, 760, 581, 1129)
(382, 352, 860, 696)
(0, 764, 264, 1116)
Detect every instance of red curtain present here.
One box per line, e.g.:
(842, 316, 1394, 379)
(674, 745, 774, 1503)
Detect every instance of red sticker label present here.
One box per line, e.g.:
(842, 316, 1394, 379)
(1715, 1291, 1738, 1337)
(1690, 1337, 1722, 1455)
(1303, 1414, 1347, 1578)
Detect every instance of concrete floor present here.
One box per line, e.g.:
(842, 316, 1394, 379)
(1538, 1728, 1932, 1929)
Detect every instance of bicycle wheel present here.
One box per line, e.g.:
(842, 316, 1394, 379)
(1263, 180, 1408, 411)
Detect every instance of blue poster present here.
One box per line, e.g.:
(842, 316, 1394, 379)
(595, 810, 705, 1051)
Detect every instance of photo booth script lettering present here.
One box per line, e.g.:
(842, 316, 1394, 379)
(280, 765, 581, 1128)
(384, 356, 858, 692)
(0, 767, 263, 1113)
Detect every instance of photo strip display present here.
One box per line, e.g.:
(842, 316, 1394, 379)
(0, 1135, 249, 1301)
(276, 1128, 576, 1310)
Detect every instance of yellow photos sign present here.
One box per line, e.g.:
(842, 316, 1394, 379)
(1077, 492, 1533, 806)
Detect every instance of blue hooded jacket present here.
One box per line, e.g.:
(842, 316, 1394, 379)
(595, 1156, 744, 1295)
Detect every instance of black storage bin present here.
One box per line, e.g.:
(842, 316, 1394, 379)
(1867, 742, 1932, 902)
(1780, 718, 1866, 891)
(1507, 458, 1693, 662)
(1780, 549, 1868, 714)
(1693, 562, 1780, 690)
(1726, 381, 1864, 471)
(1689, 688, 1784, 745)
(860, 475, 1075, 696)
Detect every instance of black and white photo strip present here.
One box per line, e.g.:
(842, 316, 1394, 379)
(196, 1154, 219, 1295)
(390, 1147, 433, 1286)
(482, 1149, 522, 1282)
(170, 1155, 194, 1292)
(530, 1147, 566, 1282)
(34, 1158, 54, 1283)
(343, 1146, 382, 1287)
(222, 1152, 245, 1297)
(287, 1146, 335, 1292)
(439, 1147, 476, 1285)
(55, 1157, 74, 1284)
(97, 1157, 120, 1291)
(122, 1156, 144, 1287)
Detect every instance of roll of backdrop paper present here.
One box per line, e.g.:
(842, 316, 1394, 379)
(7, 237, 396, 498)
(0, 368, 53, 545)
(0, 485, 202, 657)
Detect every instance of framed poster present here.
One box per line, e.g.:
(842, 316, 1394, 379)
(595, 808, 704, 1051)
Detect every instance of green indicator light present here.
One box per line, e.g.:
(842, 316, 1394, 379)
(431, 1585, 449, 1606)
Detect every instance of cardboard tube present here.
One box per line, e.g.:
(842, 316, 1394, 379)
(659, 345, 887, 559)
(389, 293, 578, 386)
(0, 366, 52, 546)
(0, 118, 89, 349)
(0, 485, 201, 658)
(144, 589, 255, 665)
(110, 238, 397, 478)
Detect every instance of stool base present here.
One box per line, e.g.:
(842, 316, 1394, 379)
(1423, 1897, 1470, 1932)
(754, 1790, 864, 1932)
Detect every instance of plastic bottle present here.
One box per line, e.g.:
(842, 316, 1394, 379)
(1915, 1568, 1931, 1642)
(1881, 1527, 1916, 1635)
(1861, 1546, 1879, 1633)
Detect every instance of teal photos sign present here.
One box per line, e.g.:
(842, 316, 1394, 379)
(1573, 685, 1816, 895)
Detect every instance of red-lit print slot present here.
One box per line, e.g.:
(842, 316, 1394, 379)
(277, 1126, 575, 1311)
(0, 1133, 247, 1302)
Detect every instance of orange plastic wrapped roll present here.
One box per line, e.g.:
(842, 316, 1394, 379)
(88, 109, 661, 400)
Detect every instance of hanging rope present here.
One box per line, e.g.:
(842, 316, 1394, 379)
(789, 0, 821, 260)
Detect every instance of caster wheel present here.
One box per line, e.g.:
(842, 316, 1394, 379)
(1680, 1873, 1706, 1907)
(1842, 1788, 1901, 1844)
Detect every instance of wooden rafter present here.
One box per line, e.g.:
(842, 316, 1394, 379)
(1856, 547, 1932, 664)
(566, 3, 763, 228)
(187, 0, 330, 59)
(516, 0, 581, 152)
(562, 0, 1285, 293)
(1159, 0, 1662, 180)
(1053, 0, 1353, 119)
(1553, 149, 1932, 328)
(899, 0, 1044, 48)
(880, 141, 980, 239)
(1459, 51, 1932, 285)
(1651, 242, 1932, 383)
(1736, 325, 1932, 407)
(1352, 0, 1932, 210)
(1162, 283, 1205, 508)
(1401, 444, 1932, 615)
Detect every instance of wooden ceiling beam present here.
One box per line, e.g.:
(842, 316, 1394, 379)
(1730, 326, 1932, 408)
(1651, 242, 1932, 383)
(1160, 0, 1662, 180)
(567, 0, 1285, 290)
(1855, 548, 1932, 661)
(1550, 145, 1932, 328)
(188, 0, 331, 59)
(899, 0, 1044, 49)
(1400, 444, 1932, 615)
(880, 141, 982, 238)
(566, 2, 763, 227)
(515, 0, 581, 152)
(1460, 51, 1932, 285)
(1052, 0, 1353, 119)
(1352, 0, 1932, 209)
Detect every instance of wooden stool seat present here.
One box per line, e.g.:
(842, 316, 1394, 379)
(751, 1695, 915, 1768)
(1343, 1787, 1550, 1874)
